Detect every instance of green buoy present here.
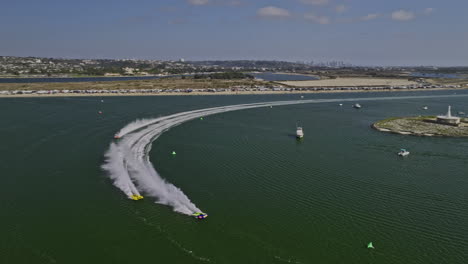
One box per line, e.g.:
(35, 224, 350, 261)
(367, 242, 374, 249)
(172, 151, 176, 155)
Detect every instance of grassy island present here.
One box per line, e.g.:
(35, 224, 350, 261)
(373, 116, 468, 137)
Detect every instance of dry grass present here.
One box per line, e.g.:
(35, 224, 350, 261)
(0, 78, 268, 91)
(279, 77, 417, 87)
(426, 78, 468, 86)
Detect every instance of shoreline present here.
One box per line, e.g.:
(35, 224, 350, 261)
(1, 87, 466, 98)
(278, 77, 418, 87)
(372, 116, 468, 137)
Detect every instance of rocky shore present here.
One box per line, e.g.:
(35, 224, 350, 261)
(372, 116, 468, 137)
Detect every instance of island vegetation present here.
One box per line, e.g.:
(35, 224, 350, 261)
(192, 72, 254, 80)
(0, 76, 271, 92)
(373, 116, 468, 137)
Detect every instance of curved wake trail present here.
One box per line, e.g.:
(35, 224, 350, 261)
(102, 94, 467, 215)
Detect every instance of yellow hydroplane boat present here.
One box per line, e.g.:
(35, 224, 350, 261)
(130, 195, 144, 201)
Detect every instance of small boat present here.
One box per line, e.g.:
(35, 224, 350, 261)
(192, 212, 208, 219)
(353, 104, 361, 109)
(296, 124, 304, 139)
(422, 106, 428, 110)
(398, 149, 410, 157)
(130, 195, 144, 201)
(457, 111, 465, 115)
(114, 134, 121, 139)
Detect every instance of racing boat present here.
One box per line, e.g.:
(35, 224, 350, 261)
(130, 195, 144, 201)
(192, 212, 208, 219)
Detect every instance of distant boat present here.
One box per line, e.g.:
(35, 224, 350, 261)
(296, 123, 304, 139)
(353, 104, 361, 109)
(398, 149, 410, 157)
(423, 106, 428, 110)
(458, 111, 465, 115)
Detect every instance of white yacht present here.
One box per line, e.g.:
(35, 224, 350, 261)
(353, 103, 362, 109)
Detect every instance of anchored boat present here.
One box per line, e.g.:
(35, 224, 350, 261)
(296, 123, 304, 139)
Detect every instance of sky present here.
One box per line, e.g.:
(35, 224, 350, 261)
(1, 0, 467, 66)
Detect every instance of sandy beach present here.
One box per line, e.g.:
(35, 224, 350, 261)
(279, 77, 417, 87)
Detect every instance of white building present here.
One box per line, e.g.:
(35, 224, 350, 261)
(437, 106, 460, 125)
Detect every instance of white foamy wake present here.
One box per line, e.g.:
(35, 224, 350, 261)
(102, 94, 467, 215)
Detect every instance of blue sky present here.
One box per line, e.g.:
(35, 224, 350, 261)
(1, 0, 467, 66)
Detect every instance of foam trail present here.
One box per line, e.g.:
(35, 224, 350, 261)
(103, 94, 468, 215)
(115, 118, 158, 138)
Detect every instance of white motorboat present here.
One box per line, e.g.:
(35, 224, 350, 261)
(398, 149, 410, 157)
(296, 125, 304, 139)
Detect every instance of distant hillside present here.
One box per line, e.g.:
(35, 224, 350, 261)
(189, 60, 310, 70)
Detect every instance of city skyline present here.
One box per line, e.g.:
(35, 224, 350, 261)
(1, 0, 467, 66)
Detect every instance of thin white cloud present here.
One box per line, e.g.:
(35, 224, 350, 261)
(335, 5, 346, 14)
(168, 18, 187, 25)
(304, 13, 330, 24)
(187, 0, 210, 6)
(229, 0, 242, 6)
(336, 13, 380, 24)
(300, 0, 330, 6)
(257, 6, 291, 19)
(391, 10, 415, 21)
(360, 13, 380, 21)
(186, 0, 244, 7)
(423, 8, 435, 15)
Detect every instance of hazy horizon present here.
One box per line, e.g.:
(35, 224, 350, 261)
(2, 0, 467, 66)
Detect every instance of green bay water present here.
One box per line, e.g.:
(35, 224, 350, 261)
(1, 91, 468, 263)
